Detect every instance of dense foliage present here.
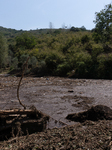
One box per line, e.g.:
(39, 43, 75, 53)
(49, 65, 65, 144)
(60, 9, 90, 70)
(0, 3, 112, 79)
(0, 35, 8, 69)
(93, 4, 112, 43)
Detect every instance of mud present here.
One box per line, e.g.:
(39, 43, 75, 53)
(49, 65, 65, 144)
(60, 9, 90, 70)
(0, 76, 112, 149)
(0, 76, 112, 127)
(66, 105, 112, 122)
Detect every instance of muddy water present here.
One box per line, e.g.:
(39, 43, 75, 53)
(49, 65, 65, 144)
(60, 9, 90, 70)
(0, 76, 112, 127)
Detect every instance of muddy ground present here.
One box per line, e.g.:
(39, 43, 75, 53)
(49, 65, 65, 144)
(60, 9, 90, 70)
(0, 75, 112, 149)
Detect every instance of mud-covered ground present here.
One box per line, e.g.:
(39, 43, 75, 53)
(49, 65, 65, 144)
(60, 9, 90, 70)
(0, 75, 112, 149)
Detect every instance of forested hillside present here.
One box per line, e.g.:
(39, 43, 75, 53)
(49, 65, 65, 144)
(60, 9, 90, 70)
(0, 4, 112, 79)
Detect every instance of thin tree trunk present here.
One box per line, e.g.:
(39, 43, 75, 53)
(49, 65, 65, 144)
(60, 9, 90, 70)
(17, 56, 30, 109)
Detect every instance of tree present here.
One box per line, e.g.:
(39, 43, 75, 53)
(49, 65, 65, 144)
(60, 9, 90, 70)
(0, 35, 8, 68)
(18, 54, 29, 68)
(16, 32, 36, 50)
(93, 4, 112, 42)
(80, 26, 86, 31)
(45, 52, 64, 74)
(70, 26, 80, 32)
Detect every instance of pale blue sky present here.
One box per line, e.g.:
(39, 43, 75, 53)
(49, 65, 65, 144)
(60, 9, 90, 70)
(0, 0, 111, 30)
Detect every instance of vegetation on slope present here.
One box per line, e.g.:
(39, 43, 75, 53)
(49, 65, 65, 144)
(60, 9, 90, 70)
(0, 3, 112, 79)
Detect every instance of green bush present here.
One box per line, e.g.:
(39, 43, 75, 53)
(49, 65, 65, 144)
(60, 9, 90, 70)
(75, 61, 87, 77)
(81, 35, 90, 45)
(16, 32, 36, 50)
(29, 56, 37, 68)
(37, 60, 48, 76)
(97, 54, 107, 78)
(18, 54, 29, 68)
(45, 52, 64, 75)
(84, 42, 92, 53)
(0, 35, 8, 68)
(97, 53, 112, 79)
(56, 62, 72, 76)
(105, 53, 112, 78)
(91, 44, 104, 60)
(62, 38, 75, 53)
(74, 52, 92, 78)
(11, 57, 18, 69)
(62, 52, 92, 78)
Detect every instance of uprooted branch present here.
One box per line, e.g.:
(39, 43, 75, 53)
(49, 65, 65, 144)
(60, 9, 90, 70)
(0, 109, 37, 115)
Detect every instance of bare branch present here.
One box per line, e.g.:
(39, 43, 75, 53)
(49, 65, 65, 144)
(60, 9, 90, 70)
(17, 56, 30, 109)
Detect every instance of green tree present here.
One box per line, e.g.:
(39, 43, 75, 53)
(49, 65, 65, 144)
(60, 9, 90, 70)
(16, 32, 36, 50)
(70, 26, 80, 32)
(45, 52, 64, 74)
(80, 26, 86, 31)
(18, 54, 29, 68)
(93, 4, 112, 42)
(74, 52, 92, 78)
(0, 35, 8, 68)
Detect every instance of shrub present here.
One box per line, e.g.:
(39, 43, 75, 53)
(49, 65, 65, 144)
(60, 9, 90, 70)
(0, 35, 8, 68)
(81, 35, 90, 45)
(11, 57, 18, 69)
(18, 54, 29, 68)
(97, 53, 112, 79)
(97, 54, 107, 78)
(37, 60, 48, 76)
(29, 56, 37, 68)
(45, 52, 64, 75)
(16, 32, 36, 50)
(105, 53, 112, 78)
(84, 42, 92, 53)
(72, 52, 92, 78)
(56, 62, 72, 76)
(91, 44, 104, 60)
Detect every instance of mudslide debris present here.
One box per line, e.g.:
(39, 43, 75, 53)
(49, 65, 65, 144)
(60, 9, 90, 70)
(66, 105, 112, 122)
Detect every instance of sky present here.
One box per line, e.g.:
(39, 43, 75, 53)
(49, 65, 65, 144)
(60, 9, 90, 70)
(0, 0, 112, 31)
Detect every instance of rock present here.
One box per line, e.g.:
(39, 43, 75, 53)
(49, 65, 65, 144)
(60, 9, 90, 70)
(66, 105, 112, 122)
(68, 90, 74, 92)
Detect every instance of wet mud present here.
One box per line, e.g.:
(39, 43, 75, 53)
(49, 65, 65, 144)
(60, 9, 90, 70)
(0, 76, 112, 127)
(0, 76, 112, 149)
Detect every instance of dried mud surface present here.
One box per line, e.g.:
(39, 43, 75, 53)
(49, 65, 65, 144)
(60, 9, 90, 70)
(0, 76, 112, 149)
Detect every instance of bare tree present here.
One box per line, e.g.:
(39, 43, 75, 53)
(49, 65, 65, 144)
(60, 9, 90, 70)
(17, 56, 30, 109)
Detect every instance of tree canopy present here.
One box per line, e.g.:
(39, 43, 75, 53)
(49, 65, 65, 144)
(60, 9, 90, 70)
(94, 4, 112, 42)
(16, 33, 36, 50)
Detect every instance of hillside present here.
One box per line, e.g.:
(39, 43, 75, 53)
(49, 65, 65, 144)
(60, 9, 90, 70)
(0, 25, 112, 79)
